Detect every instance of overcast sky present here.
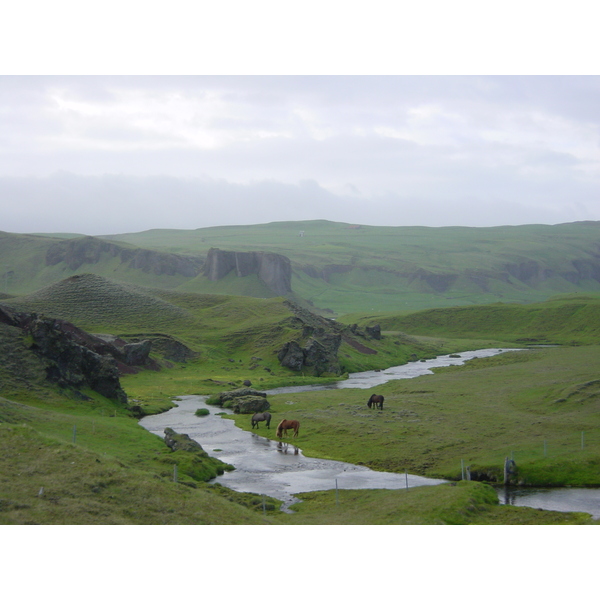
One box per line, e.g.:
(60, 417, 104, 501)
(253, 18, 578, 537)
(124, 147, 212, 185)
(2, 6, 599, 237)
(2, 75, 599, 235)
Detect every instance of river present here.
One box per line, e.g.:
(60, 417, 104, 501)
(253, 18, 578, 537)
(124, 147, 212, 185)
(139, 348, 599, 518)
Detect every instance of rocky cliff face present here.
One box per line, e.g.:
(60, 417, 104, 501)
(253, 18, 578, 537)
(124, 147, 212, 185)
(203, 248, 292, 295)
(46, 236, 203, 277)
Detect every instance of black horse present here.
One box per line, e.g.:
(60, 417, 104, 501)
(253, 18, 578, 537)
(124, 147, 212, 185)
(367, 394, 384, 410)
(251, 412, 272, 429)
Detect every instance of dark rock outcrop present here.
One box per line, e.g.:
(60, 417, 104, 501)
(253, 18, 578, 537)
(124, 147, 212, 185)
(365, 324, 381, 340)
(278, 340, 305, 371)
(303, 336, 342, 375)
(114, 333, 198, 363)
(0, 305, 129, 403)
(123, 340, 152, 366)
(203, 248, 292, 295)
(278, 336, 342, 376)
(231, 396, 271, 414)
(276, 301, 379, 376)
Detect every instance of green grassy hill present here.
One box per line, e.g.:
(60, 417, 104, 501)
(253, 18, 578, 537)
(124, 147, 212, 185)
(348, 293, 600, 345)
(3, 273, 440, 387)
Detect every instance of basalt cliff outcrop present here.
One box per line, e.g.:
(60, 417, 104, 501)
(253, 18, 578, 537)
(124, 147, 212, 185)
(46, 236, 203, 277)
(203, 248, 292, 296)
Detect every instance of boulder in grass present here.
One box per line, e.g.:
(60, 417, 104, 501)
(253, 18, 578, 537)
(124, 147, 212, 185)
(230, 396, 270, 414)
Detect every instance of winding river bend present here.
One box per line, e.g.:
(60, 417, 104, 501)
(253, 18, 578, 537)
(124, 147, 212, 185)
(140, 349, 600, 517)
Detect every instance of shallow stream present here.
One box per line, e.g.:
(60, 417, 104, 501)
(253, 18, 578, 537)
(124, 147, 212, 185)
(140, 395, 445, 511)
(139, 348, 599, 518)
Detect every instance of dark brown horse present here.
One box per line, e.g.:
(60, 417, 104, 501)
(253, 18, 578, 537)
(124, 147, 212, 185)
(276, 419, 300, 438)
(251, 412, 271, 429)
(367, 394, 384, 410)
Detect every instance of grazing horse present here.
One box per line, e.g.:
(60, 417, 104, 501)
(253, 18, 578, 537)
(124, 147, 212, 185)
(367, 394, 384, 410)
(276, 419, 300, 438)
(251, 412, 271, 429)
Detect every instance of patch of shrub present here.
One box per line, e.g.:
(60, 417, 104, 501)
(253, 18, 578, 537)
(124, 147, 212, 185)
(195, 408, 210, 417)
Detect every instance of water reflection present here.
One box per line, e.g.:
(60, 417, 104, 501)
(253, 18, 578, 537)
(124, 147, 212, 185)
(498, 486, 600, 519)
(277, 442, 299, 455)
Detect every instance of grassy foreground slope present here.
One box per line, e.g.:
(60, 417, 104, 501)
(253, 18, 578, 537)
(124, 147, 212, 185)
(0, 412, 268, 525)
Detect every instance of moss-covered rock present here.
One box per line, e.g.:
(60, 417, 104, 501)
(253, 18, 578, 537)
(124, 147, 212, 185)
(163, 427, 234, 481)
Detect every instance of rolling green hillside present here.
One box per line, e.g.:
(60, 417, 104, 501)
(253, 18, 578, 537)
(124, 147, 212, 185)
(3, 220, 600, 314)
(3, 273, 438, 383)
(348, 294, 600, 346)
(103, 220, 600, 311)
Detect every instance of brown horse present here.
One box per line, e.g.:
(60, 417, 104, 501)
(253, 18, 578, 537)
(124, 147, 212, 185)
(367, 394, 384, 410)
(276, 419, 300, 438)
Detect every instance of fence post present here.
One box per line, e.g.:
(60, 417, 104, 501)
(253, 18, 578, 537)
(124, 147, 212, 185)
(173, 464, 178, 483)
(72, 425, 77, 444)
(504, 456, 516, 485)
(335, 478, 339, 505)
(405, 469, 409, 490)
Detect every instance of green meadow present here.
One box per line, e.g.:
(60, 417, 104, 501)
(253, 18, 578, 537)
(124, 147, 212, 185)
(227, 345, 600, 487)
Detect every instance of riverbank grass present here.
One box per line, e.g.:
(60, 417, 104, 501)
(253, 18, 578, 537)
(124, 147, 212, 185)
(273, 481, 594, 525)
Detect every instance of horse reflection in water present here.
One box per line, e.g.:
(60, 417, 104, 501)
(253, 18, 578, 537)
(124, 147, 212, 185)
(251, 412, 271, 429)
(276, 419, 300, 438)
(277, 441, 299, 455)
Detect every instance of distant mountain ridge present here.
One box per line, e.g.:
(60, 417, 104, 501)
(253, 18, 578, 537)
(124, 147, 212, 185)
(3, 220, 600, 313)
